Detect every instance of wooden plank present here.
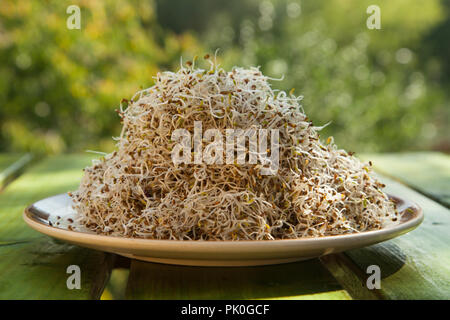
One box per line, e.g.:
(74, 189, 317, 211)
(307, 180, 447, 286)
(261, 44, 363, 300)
(361, 152, 450, 207)
(0, 155, 93, 242)
(101, 268, 130, 300)
(0, 154, 115, 299)
(126, 259, 351, 300)
(0, 153, 33, 188)
(320, 253, 382, 300)
(322, 174, 450, 299)
(0, 237, 115, 299)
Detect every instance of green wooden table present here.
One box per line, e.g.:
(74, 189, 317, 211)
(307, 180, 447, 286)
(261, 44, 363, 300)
(0, 152, 449, 300)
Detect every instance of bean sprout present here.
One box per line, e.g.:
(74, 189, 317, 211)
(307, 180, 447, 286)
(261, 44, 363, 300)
(71, 57, 399, 240)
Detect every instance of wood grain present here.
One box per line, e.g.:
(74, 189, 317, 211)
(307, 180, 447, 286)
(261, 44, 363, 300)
(0, 155, 93, 242)
(0, 155, 115, 299)
(322, 173, 450, 299)
(0, 153, 32, 189)
(126, 259, 351, 300)
(0, 237, 115, 299)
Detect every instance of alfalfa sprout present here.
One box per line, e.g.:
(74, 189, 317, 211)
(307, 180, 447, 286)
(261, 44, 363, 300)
(71, 56, 399, 240)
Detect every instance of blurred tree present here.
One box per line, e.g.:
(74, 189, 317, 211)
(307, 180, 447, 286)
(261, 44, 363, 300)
(420, 0, 450, 83)
(0, 0, 202, 154)
(166, 0, 448, 152)
(0, 0, 448, 154)
(226, 0, 447, 152)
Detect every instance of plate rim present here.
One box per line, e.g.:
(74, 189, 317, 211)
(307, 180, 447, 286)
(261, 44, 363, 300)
(23, 192, 424, 251)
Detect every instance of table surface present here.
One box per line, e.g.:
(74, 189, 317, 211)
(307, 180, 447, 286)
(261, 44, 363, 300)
(0, 152, 448, 300)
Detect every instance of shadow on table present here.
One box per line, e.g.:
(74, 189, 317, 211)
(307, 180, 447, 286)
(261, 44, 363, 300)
(345, 241, 407, 279)
(125, 258, 344, 299)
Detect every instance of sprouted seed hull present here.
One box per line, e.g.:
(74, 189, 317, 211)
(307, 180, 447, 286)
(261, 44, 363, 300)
(71, 57, 399, 240)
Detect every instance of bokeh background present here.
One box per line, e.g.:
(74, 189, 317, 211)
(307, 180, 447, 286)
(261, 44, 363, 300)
(1, 0, 449, 156)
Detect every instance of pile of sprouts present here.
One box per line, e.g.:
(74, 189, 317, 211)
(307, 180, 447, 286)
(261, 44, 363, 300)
(71, 55, 399, 240)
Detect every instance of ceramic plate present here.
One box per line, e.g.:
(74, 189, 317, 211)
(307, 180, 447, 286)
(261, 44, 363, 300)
(23, 193, 423, 266)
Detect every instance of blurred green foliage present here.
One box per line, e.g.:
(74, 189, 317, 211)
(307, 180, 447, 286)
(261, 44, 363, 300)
(0, 0, 449, 154)
(0, 0, 201, 154)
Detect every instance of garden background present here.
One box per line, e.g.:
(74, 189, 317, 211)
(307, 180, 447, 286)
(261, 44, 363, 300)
(1, 0, 449, 155)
